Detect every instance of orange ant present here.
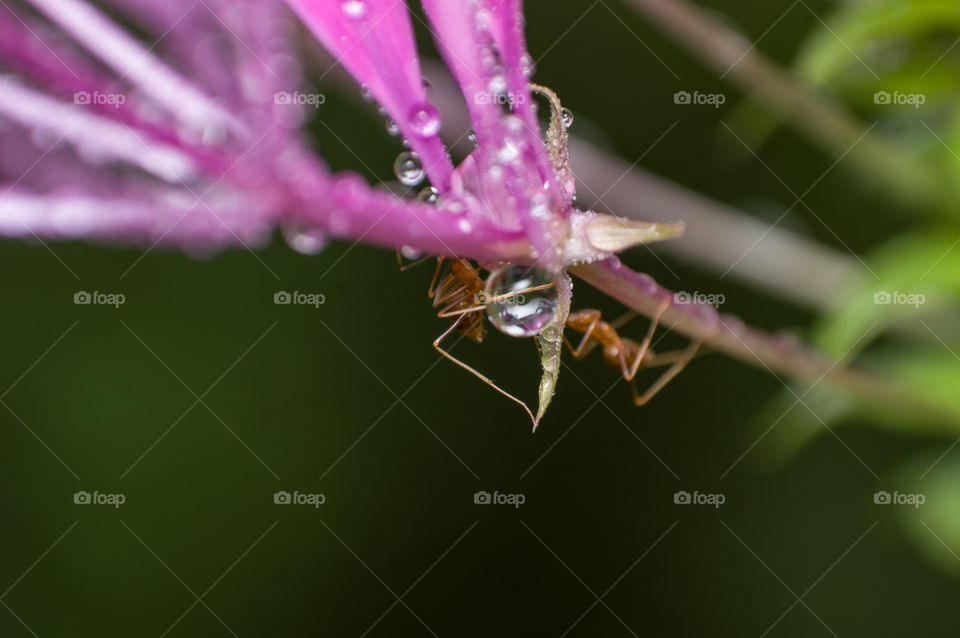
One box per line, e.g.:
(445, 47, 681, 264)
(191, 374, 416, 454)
(399, 253, 556, 424)
(564, 302, 702, 406)
(399, 252, 702, 422)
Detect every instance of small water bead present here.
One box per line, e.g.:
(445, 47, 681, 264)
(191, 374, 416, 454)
(400, 245, 422, 260)
(484, 266, 559, 338)
(385, 118, 400, 136)
(340, 0, 367, 20)
(360, 84, 373, 102)
(393, 151, 425, 186)
(467, 129, 477, 144)
(488, 74, 508, 97)
(475, 9, 491, 30)
(520, 54, 535, 79)
(408, 102, 441, 137)
(283, 225, 328, 255)
(560, 107, 574, 128)
(417, 186, 440, 204)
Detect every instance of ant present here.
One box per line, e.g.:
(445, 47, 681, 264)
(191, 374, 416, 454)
(564, 303, 702, 406)
(399, 253, 555, 424)
(399, 253, 701, 423)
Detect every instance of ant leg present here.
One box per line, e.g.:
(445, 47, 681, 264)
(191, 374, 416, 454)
(610, 311, 640, 331)
(438, 282, 557, 319)
(629, 340, 701, 406)
(427, 257, 448, 301)
(434, 315, 537, 426)
(397, 251, 435, 272)
(623, 298, 670, 381)
(563, 310, 603, 359)
(436, 292, 472, 318)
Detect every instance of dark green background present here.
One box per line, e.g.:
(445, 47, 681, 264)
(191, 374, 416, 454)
(1, 0, 955, 636)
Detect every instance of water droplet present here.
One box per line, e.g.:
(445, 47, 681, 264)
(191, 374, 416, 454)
(408, 102, 441, 137)
(360, 84, 374, 102)
(560, 107, 574, 128)
(340, 0, 367, 19)
(498, 141, 520, 163)
(477, 9, 492, 28)
(421, 77, 432, 92)
(521, 54, 535, 79)
(488, 74, 507, 96)
(393, 151, 424, 186)
(400, 245, 422, 260)
(385, 118, 400, 136)
(484, 266, 558, 337)
(467, 129, 476, 144)
(283, 225, 328, 255)
(417, 186, 440, 204)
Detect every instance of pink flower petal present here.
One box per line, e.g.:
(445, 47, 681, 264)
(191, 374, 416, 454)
(283, 0, 454, 189)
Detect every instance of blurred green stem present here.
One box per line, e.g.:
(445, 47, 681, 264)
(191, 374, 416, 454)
(623, 0, 941, 209)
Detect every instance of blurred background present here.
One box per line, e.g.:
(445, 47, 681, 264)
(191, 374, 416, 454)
(3, 0, 960, 635)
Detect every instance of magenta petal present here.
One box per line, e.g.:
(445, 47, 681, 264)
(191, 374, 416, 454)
(419, 0, 570, 270)
(283, 0, 454, 189)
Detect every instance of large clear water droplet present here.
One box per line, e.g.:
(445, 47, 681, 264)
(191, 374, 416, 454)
(393, 151, 424, 186)
(408, 102, 441, 137)
(560, 107, 574, 128)
(340, 0, 367, 19)
(484, 266, 558, 337)
(283, 225, 328, 255)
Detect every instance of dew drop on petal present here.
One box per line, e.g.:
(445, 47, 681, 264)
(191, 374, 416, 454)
(476, 9, 491, 30)
(385, 118, 400, 136)
(521, 54, 535, 79)
(498, 141, 520, 163)
(340, 0, 367, 20)
(408, 102, 441, 137)
(484, 266, 558, 337)
(360, 84, 373, 102)
(467, 129, 477, 144)
(400, 245, 422, 260)
(393, 151, 425, 186)
(417, 186, 440, 203)
(488, 74, 507, 96)
(560, 107, 574, 128)
(283, 225, 328, 255)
